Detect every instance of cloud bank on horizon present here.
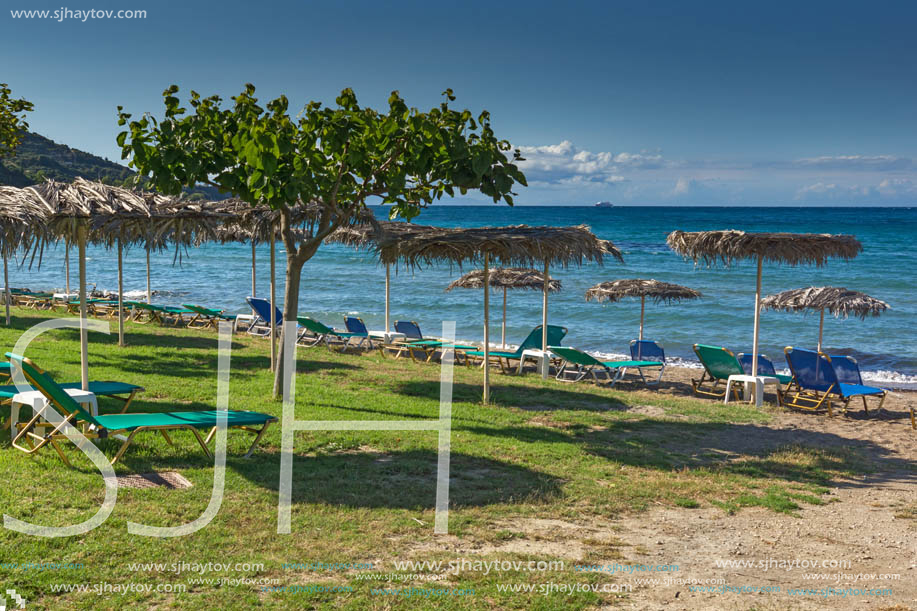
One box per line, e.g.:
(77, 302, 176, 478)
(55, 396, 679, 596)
(509, 141, 917, 206)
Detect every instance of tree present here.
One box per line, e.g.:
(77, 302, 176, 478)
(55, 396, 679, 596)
(118, 85, 527, 395)
(0, 83, 34, 158)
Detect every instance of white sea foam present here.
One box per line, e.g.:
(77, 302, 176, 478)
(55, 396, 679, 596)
(862, 370, 917, 390)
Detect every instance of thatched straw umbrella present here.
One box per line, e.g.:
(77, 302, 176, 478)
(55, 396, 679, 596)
(329, 218, 429, 335)
(445, 267, 561, 348)
(25, 179, 154, 388)
(211, 203, 287, 370)
(25, 178, 235, 385)
(667, 230, 862, 377)
(761, 286, 889, 352)
(0, 185, 48, 325)
(211, 201, 377, 370)
(378, 224, 621, 403)
(584, 279, 701, 341)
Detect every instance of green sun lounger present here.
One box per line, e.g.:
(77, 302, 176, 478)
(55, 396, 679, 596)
(463, 325, 568, 373)
(0, 380, 144, 411)
(7, 353, 276, 466)
(549, 346, 663, 386)
(182, 304, 238, 330)
(385, 321, 478, 362)
(296, 317, 367, 351)
(692, 344, 749, 401)
(126, 302, 192, 326)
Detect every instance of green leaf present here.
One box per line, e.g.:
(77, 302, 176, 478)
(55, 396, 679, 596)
(261, 152, 278, 175)
(472, 151, 490, 177)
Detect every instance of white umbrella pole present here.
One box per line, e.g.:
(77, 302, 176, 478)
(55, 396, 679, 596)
(501, 287, 507, 349)
(385, 263, 391, 332)
(541, 259, 549, 379)
(251, 241, 257, 297)
(270, 232, 277, 372)
(145, 245, 152, 304)
(78, 226, 89, 391)
(817, 308, 824, 353)
(483, 253, 490, 405)
(117, 236, 124, 347)
(639, 295, 645, 341)
(251, 240, 257, 316)
(751, 255, 762, 376)
(65, 246, 70, 295)
(3, 253, 10, 326)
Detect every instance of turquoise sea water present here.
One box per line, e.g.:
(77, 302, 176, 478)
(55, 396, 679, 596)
(12, 206, 917, 387)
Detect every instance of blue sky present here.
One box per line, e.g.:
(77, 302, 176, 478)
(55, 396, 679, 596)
(3, 0, 916, 205)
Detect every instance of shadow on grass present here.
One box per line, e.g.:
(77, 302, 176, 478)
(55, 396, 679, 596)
(459, 417, 916, 492)
(394, 380, 630, 412)
(234, 448, 563, 509)
(101, 446, 562, 510)
(82, 350, 359, 382)
(47, 326, 247, 352)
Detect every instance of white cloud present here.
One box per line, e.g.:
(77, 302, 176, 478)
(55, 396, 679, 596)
(790, 155, 913, 171)
(516, 140, 665, 185)
(876, 178, 917, 196)
(794, 178, 917, 202)
(671, 177, 693, 195)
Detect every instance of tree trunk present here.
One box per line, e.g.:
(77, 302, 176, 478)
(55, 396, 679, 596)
(269, 203, 337, 398)
(272, 250, 308, 398)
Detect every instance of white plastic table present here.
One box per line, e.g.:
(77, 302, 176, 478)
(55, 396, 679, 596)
(518, 349, 551, 378)
(10, 388, 98, 439)
(724, 374, 778, 407)
(234, 314, 256, 333)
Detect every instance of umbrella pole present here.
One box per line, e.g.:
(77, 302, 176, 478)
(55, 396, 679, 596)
(542, 259, 549, 378)
(385, 263, 391, 333)
(118, 235, 124, 347)
(65, 246, 70, 295)
(483, 253, 490, 405)
(501, 287, 506, 349)
(817, 308, 824, 353)
(639, 295, 645, 341)
(78, 226, 89, 391)
(270, 231, 277, 372)
(751, 255, 762, 376)
(251, 241, 257, 297)
(251, 240, 257, 316)
(3, 253, 10, 326)
(145, 245, 152, 304)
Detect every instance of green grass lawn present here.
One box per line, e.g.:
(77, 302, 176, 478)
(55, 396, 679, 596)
(0, 309, 870, 609)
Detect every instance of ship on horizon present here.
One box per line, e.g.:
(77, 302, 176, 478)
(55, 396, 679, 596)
(594, 201, 614, 208)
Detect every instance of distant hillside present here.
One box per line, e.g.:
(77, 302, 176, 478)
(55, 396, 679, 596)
(0, 132, 227, 200)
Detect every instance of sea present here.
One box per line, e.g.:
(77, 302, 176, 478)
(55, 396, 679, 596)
(11, 205, 917, 389)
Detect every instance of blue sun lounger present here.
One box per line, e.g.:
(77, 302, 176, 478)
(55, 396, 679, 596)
(629, 340, 668, 387)
(737, 352, 795, 403)
(783, 347, 888, 417)
(245, 297, 283, 337)
(343, 316, 374, 350)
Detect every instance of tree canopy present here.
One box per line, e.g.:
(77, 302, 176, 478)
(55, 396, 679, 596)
(117, 84, 526, 222)
(117, 84, 527, 395)
(0, 83, 34, 159)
